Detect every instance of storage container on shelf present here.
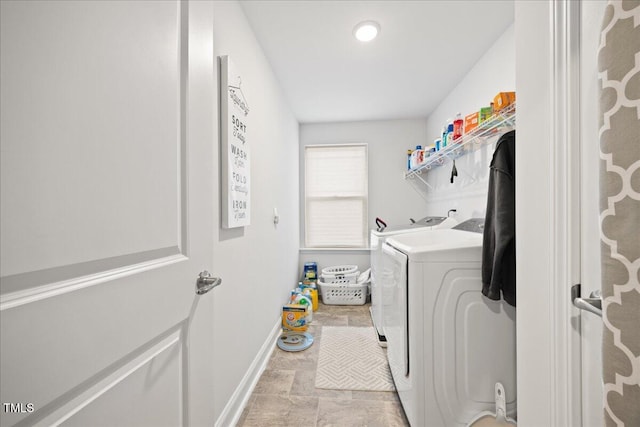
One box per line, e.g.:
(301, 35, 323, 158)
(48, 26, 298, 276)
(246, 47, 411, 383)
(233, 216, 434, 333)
(464, 111, 479, 134)
(493, 91, 516, 112)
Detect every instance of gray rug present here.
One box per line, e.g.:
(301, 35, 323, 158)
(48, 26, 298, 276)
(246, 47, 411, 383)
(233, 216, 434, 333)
(315, 326, 395, 391)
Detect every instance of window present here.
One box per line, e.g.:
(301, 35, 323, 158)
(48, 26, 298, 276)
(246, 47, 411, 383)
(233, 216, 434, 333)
(304, 144, 368, 248)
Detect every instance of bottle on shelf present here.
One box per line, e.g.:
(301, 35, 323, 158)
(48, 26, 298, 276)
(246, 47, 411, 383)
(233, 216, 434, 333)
(453, 112, 463, 141)
(407, 149, 412, 170)
(442, 125, 448, 148)
(446, 121, 454, 147)
(409, 145, 424, 169)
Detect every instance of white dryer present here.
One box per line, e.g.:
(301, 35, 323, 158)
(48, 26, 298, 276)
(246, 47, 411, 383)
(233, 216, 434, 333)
(382, 219, 516, 427)
(370, 216, 457, 346)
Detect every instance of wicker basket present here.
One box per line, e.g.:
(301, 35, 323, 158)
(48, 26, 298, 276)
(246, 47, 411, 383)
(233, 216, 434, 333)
(318, 281, 368, 305)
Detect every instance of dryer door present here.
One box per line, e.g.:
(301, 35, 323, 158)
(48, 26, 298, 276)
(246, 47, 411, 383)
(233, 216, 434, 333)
(381, 243, 409, 384)
(370, 231, 385, 340)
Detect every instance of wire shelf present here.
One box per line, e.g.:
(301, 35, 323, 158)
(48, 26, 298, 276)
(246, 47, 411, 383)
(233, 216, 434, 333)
(404, 102, 516, 181)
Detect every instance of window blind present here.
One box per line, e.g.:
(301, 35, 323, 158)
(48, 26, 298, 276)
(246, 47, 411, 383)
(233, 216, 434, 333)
(304, 144, 368, 247)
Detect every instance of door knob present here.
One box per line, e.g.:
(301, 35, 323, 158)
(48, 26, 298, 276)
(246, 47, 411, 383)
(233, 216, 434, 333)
(196, 271, 222, 295)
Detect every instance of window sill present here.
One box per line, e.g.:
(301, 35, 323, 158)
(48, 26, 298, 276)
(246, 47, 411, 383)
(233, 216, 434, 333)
(299, 247, 371, 253)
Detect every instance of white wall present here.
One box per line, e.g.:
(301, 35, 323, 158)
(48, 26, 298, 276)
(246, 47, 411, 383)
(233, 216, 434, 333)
(514, 2, 558, 424)
(211, 1, 300, 423)
(299, 119, 430, 273)
(420, 24, 515, 222)
(580, 2, 607, 424)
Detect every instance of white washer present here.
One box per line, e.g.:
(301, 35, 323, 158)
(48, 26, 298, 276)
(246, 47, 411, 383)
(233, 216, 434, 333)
(370, 216, 457, 346)
(382, 220, 516, 427)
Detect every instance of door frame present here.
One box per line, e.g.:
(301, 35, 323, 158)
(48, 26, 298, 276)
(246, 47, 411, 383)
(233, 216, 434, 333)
(515, 0, 584, 425)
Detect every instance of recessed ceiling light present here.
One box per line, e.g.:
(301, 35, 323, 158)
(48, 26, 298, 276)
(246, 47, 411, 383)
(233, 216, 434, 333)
(353, 21, 380, 42)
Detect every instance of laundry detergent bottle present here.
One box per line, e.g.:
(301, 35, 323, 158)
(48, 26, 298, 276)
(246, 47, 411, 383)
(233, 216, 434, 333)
(453, 112, 463, 141)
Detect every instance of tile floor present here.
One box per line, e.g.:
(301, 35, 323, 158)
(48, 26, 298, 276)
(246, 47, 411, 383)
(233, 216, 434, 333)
(236, 301, 410, 427)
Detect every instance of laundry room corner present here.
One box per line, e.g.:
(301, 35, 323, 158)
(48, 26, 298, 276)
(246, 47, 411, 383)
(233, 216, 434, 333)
(299, 119, 430, 270)
(298, 22, 515, 270)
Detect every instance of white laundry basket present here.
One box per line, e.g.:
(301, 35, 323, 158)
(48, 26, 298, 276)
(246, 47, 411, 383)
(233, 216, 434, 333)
(318, 266, 370, 305)
(318, 281, 368, 305)
(320, 272, 359, 284)
(320, 265, 359, 284)
(321, 265, 358, 275)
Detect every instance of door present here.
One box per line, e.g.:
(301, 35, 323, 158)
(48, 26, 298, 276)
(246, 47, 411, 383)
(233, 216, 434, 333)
(0, 1, 217, 426)
(381, 243, 408, 381)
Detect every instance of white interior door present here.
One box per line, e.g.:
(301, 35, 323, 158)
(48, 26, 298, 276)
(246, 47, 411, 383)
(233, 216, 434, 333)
(0, 1, 217, 426)
(579, 1, 607, 425)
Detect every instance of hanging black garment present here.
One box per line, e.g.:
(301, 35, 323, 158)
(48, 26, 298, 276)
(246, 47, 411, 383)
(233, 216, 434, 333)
(482, 130, 516, 306)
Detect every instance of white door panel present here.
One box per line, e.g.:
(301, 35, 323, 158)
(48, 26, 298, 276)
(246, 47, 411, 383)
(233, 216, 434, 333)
(0, 1, 216, 426)
(1, 0, 182, 278)
(51, 332, 183, 427)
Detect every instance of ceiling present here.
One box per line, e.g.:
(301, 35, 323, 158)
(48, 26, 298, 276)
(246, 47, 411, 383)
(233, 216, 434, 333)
(240, 0, 514, 124)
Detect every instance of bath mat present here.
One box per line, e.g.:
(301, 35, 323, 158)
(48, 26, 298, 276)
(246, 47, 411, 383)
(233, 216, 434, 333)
(315, 326, 395, 391)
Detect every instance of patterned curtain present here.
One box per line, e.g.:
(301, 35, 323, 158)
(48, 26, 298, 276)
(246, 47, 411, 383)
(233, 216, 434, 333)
(597, 1, 640, 426)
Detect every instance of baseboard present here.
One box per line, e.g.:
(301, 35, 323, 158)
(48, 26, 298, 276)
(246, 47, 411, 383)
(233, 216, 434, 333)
(214, 317, 281, 427)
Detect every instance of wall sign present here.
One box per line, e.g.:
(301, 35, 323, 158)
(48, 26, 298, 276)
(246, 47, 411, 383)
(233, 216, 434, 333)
(219, 56, 250, 228)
